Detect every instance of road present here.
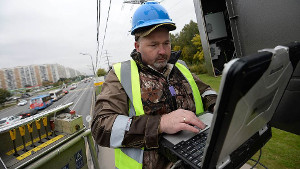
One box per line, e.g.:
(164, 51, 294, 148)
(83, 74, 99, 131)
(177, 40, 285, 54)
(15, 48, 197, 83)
(0, 81, 94, 128)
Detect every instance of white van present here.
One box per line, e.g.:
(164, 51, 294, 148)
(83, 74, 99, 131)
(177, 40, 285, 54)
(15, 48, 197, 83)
(49, 89, 64, 101)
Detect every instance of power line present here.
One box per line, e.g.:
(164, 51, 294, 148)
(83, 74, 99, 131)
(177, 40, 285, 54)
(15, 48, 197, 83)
(96, 0, 101, 70)
(98, 0, 112, 68)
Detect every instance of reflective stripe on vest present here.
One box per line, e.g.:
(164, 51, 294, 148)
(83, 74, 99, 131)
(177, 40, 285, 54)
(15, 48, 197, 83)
(110, 115, 131, 148)
(114, 60, 144, 117)
(113, 60, 144, 169)
(175, 62, 204, 115)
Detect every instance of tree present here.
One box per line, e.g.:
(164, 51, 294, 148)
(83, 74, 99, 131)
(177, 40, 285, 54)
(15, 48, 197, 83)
(42, 80, 52, 87)
(170, 20, 200, 64)
(191, 34, 204, 63)
(0, 88, 12, 105)
(24, 84, 31, 88)
(97, 68, 107, 77)
(170, 20, 207, 74)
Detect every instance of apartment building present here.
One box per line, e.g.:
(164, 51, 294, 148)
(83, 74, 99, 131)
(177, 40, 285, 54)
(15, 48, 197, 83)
(0, 64, 82, 90)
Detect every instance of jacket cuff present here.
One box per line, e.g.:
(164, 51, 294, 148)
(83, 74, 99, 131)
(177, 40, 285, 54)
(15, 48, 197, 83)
(144, 115, 161, 149)
(203, 94, 217, 111)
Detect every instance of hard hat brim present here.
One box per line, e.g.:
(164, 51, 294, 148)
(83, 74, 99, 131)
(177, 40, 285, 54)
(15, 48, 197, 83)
(134, 23, 176, 38)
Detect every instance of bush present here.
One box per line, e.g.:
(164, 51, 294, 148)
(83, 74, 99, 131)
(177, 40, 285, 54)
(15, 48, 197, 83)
(188, 63, 208, 74)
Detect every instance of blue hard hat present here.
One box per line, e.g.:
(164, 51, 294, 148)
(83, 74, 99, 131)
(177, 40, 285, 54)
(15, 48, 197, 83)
(131, 1, 176, 35)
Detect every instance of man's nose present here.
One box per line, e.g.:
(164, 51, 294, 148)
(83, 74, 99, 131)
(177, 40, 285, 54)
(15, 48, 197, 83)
(158, 44, 166, 55)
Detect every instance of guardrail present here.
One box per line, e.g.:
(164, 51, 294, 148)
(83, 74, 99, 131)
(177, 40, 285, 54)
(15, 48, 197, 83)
(0, 102, 73, 133)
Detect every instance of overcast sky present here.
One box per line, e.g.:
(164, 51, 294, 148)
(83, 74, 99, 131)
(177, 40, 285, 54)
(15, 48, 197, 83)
(0, 0, 197, 75)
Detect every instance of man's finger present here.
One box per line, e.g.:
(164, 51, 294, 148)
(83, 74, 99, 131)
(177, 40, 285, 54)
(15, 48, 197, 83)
(182, 115, 206, 130)
(181, 123, 200, 133)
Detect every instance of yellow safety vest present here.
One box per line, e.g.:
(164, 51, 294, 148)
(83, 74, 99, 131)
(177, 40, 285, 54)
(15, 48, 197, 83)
(112, 59, 204, 169)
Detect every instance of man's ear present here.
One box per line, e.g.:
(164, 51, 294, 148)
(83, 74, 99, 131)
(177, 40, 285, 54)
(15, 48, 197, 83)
(134, 41, 140, 52)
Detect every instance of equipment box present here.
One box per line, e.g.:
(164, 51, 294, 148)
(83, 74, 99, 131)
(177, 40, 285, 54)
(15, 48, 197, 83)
(54, 114, 83, 134)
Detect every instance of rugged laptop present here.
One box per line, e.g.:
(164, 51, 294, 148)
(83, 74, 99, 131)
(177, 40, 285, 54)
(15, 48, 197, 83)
(160, 43, 299, 169)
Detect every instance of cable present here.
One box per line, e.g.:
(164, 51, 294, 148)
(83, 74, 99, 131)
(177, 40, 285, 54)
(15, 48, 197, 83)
(98, 0, 112, 69)
(249, 159, 268, 169)
(250, 149, 261, 169)
(250, 149, 268, 169)
(96, 0, 101, 70)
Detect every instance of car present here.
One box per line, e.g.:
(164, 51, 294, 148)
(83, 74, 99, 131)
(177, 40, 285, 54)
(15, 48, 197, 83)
(63, 89, 69, 94)
(18, 109, 38, 119)
(11, 96, 21, 100)
(0, 116, 22, 127)
(17, 99, 28, 106)
(70, 83, 77, 90)
(21, 93, 32, 98)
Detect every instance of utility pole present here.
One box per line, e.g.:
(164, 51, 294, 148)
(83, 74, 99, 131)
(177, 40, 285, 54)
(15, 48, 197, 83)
(80, 53, 96, 77)
(104, 50, 111, 70)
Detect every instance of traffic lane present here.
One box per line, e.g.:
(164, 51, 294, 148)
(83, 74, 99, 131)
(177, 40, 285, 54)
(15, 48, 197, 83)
(71, 85, 94, 128)
(47, 82, 89, 109)
(68, 82, 94, 128)
(0, 81, 94, 123)
(0, 88, 64, 119)
(50, 82, 94, 128)
(0, 86, 82, 119)
(0, 102, 31, 119)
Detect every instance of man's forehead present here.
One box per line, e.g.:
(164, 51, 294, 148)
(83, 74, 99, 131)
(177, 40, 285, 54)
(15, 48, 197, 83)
(147, 27, 169, 36)
(140, 28, 170, 42)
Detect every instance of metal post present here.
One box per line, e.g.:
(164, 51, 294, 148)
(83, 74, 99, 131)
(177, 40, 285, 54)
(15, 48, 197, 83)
(86, 132, 101, 169)
(80, 53, 96, 77)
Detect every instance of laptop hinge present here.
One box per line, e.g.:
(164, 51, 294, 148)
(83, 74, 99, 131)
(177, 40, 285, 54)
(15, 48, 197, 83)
(216, 156, 231, 169)
(259, 124, 269, 136)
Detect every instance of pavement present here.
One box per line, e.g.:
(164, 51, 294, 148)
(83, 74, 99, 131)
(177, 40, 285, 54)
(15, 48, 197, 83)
(241, 163, 256, 169)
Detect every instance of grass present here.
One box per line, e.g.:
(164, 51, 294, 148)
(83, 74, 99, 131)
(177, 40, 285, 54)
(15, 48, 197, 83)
(95, 85, 102, 96)
(248, 128, 300, 169)
(197, 73, 300, 169)
(197, 74, 222, 92)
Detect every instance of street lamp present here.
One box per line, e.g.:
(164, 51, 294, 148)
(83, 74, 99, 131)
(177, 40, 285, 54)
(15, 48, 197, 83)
(80, 53, 96, 76)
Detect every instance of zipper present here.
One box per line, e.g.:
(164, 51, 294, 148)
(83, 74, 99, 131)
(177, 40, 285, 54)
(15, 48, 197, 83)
(166, 75, 178, 111)
(140, 63, 178, 111)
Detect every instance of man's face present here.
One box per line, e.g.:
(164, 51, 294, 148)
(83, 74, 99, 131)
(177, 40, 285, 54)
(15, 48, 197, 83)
(135, 28, 171, 72)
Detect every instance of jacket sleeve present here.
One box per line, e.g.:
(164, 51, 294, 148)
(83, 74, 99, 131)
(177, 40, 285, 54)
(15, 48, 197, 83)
(192, 73, 218, 112)
(91, 69, 161, 149)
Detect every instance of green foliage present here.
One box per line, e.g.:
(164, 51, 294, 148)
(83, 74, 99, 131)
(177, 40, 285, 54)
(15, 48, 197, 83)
(191, 34, 204, 62)
(53, 81, 64, 87)
(95, 85, 102, 96)
(171, 20, 206, 73)
(42, 80, 52, 87)
(97, 68, 107, 77)
(53, 76, 83, 87)
(0, 88, 12, 105)
(189, 63, 207, 75)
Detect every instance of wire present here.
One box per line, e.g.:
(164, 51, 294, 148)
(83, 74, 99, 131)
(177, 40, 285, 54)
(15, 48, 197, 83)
(249, 159, 268, 169)
(98, 0, 112, 69)
(250, 149, 261, 169)
(250, 149, 268, 169)
(96, 0, 101, 70)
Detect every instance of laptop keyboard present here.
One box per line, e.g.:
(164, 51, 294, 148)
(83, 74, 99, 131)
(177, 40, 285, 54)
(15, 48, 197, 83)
(172, 132, 208, 168)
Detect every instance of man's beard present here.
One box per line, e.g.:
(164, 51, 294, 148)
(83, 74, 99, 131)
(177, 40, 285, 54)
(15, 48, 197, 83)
(153, 55, 168, 71)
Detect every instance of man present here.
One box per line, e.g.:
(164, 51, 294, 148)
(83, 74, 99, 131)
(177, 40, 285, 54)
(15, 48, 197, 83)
(91, 2, 217, 169)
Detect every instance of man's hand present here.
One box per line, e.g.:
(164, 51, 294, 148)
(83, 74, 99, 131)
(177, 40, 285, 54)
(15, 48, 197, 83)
(159, 109, 206, 134)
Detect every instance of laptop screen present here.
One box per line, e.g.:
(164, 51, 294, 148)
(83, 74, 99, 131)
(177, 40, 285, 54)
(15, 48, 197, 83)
(203, 46, 294, 169)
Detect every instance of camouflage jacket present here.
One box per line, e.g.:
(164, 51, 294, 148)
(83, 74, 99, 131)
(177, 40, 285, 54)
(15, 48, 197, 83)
(91, 50, 217, 169)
